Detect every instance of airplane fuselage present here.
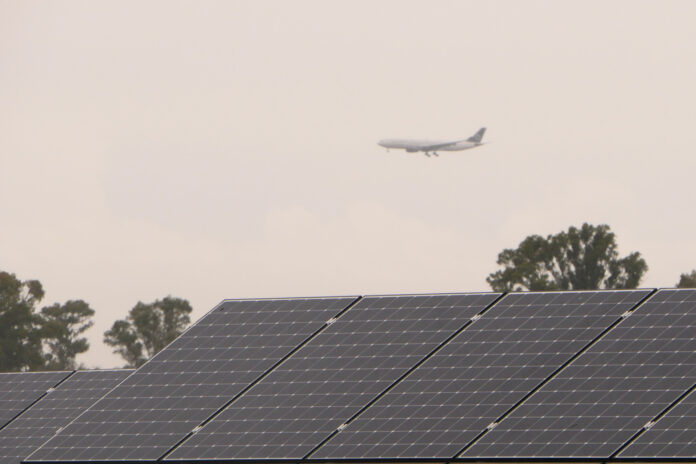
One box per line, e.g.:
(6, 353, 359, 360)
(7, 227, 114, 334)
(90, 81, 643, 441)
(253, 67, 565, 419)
(378, 139, 480, 152)
(377, 128, 486, 157)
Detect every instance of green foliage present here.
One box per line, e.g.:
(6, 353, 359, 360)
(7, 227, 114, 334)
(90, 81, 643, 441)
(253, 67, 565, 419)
(487, 223, 648, 292)
(0, 272, 45, 371)
(104, 296, 193, 367)
(39, 300, 95, 370)
(0, 271, 96, 371)
(676, 270, 696, 288)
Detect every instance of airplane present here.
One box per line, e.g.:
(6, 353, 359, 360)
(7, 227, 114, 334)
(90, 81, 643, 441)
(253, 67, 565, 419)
(378, 127, 486, 157)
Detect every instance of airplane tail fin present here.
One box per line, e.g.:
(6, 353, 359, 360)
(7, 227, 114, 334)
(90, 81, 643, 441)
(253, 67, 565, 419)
(467, 127, 486, 143)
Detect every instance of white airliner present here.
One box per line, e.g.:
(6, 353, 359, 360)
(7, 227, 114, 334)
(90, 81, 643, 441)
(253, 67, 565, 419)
(378, 127, 486, 157)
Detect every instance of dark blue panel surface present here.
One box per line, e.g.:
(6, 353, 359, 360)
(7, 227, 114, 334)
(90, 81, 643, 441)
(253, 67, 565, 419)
(166, 293, 500, 460)
(0, 370, 131, 464)
(26, 298, 357, 462)
(0, 372, 71, 431)
(313, 290, 649, 459)
(464, 289, 696, 459)
(617, 291, 696, 459)
(618, 386, 696, 458)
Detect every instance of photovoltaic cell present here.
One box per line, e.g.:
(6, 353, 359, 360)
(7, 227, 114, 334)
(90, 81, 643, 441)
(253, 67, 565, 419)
(0, 370, 132, 464)
(616, 290, 696, 459)
(0, 372, 71, 430)
(312, 290, 649, 459)
(464, 288, 696, 459)
(165, 293, 500, 461)
(26, 297, 357, 462)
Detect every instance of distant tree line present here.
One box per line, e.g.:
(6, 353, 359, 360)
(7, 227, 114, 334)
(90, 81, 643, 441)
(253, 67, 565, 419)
(1, 223, 694, 371)
(0, 272, 94, 371)
(486, 222, 694, 292)
(0, 270, 192, 371)
(103, 296, 192, 367)
(677, 270, 696, 289)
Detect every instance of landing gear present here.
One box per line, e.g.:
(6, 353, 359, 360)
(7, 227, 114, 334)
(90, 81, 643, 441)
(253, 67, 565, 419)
(424, 152, 431, 157)
(432, 152, 439, 157)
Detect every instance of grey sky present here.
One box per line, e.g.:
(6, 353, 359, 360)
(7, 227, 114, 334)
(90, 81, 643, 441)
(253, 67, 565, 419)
(2, 0, 695, 368)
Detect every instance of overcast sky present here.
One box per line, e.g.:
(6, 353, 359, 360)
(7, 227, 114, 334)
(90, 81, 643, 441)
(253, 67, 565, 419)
(2, 0, 695, 368)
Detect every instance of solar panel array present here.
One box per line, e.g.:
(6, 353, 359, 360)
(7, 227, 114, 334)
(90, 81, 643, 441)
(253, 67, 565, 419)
(166, 293, 501, 460)
(27, 297, 357, 461)
(312, 290, 650, 459)
(6, 289, 696, 462)
(464, 288, 696, 459)
(0, 370, 132, 464)
(0, 372, 71, 430)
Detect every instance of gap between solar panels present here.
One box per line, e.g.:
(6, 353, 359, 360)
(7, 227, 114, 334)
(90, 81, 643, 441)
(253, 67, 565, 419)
(453, 288, 658, 459)
(158, 296, 366, 460)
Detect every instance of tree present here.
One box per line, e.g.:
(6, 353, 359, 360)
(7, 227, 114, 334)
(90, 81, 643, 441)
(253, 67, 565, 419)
(676, 270, 696, 288)
(39, 300, 95, 370)
(104, 296, 193, 367)
(0, 272, 45, 371)
(0, 270, 97, 371)
(487, 223, 648, 292)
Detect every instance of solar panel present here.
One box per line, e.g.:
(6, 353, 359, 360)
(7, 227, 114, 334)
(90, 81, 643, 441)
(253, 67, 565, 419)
(0, 372, 72, 431)
(615, 290, 696, 459)
(0, 370, 132, 464)
(165, 293, 501, 461)
(26, 297, 357, 462)
(312, 290, 650, 460)
(463, 288, 696, 459)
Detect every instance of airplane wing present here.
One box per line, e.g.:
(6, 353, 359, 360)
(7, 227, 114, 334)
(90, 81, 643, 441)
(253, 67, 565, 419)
(418, 140, 465, 151)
